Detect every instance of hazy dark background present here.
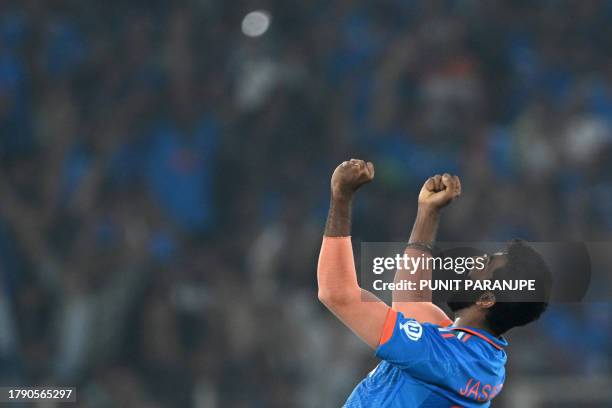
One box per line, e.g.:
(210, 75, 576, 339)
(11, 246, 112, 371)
(0, 0, 610, 407)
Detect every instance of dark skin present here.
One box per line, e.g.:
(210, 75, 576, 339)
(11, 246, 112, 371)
(320, 158, 388, 348)
(411, 174, 504, 335)
(324, 159, 375, 237)
(393, 173, 462, 316)
(410, 173, 461, 244)
(324, 158, 502, 338)
(453, 254, 507, 332)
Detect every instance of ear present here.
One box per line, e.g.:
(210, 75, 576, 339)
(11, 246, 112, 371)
(476, 291, 496, 309)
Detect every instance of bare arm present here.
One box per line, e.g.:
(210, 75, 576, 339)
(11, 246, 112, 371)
(317, 159, 390, 349)
(392, 174, 461, 324)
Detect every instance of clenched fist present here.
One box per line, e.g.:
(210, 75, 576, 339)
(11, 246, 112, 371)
(331, 159, 375, 198)
(418, 173, 461, 210)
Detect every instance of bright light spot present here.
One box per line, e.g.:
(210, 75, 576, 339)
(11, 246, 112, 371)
(241, 10, 271, 37)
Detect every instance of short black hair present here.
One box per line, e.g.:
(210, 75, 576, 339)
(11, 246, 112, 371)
(485, 240, 553, 335)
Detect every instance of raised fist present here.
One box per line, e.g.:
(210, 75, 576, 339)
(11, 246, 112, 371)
(331, 159, 375, 198)
(418, 173, 461, 210)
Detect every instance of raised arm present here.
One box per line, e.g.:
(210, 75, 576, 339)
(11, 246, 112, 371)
(392, 174, 461, 325)
(317, 159, 391, 349)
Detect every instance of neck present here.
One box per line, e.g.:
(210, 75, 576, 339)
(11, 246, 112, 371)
(453, 313, 499, 337)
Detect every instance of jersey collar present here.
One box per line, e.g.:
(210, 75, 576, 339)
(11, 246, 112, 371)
(449, 327, 508, 350)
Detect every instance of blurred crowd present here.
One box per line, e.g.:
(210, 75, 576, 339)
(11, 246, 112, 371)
(0, 0, 611, 407)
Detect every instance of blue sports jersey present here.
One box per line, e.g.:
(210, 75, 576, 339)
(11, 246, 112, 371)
(344, 310, 507, 407)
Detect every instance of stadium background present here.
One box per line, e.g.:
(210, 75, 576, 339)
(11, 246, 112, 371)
(0, 0, 611, 406)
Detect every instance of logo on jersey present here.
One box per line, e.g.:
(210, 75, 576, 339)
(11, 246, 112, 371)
(399, 320, 423, 341)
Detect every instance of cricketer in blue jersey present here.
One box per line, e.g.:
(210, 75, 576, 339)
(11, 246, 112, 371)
(318, 159, 552, 407)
